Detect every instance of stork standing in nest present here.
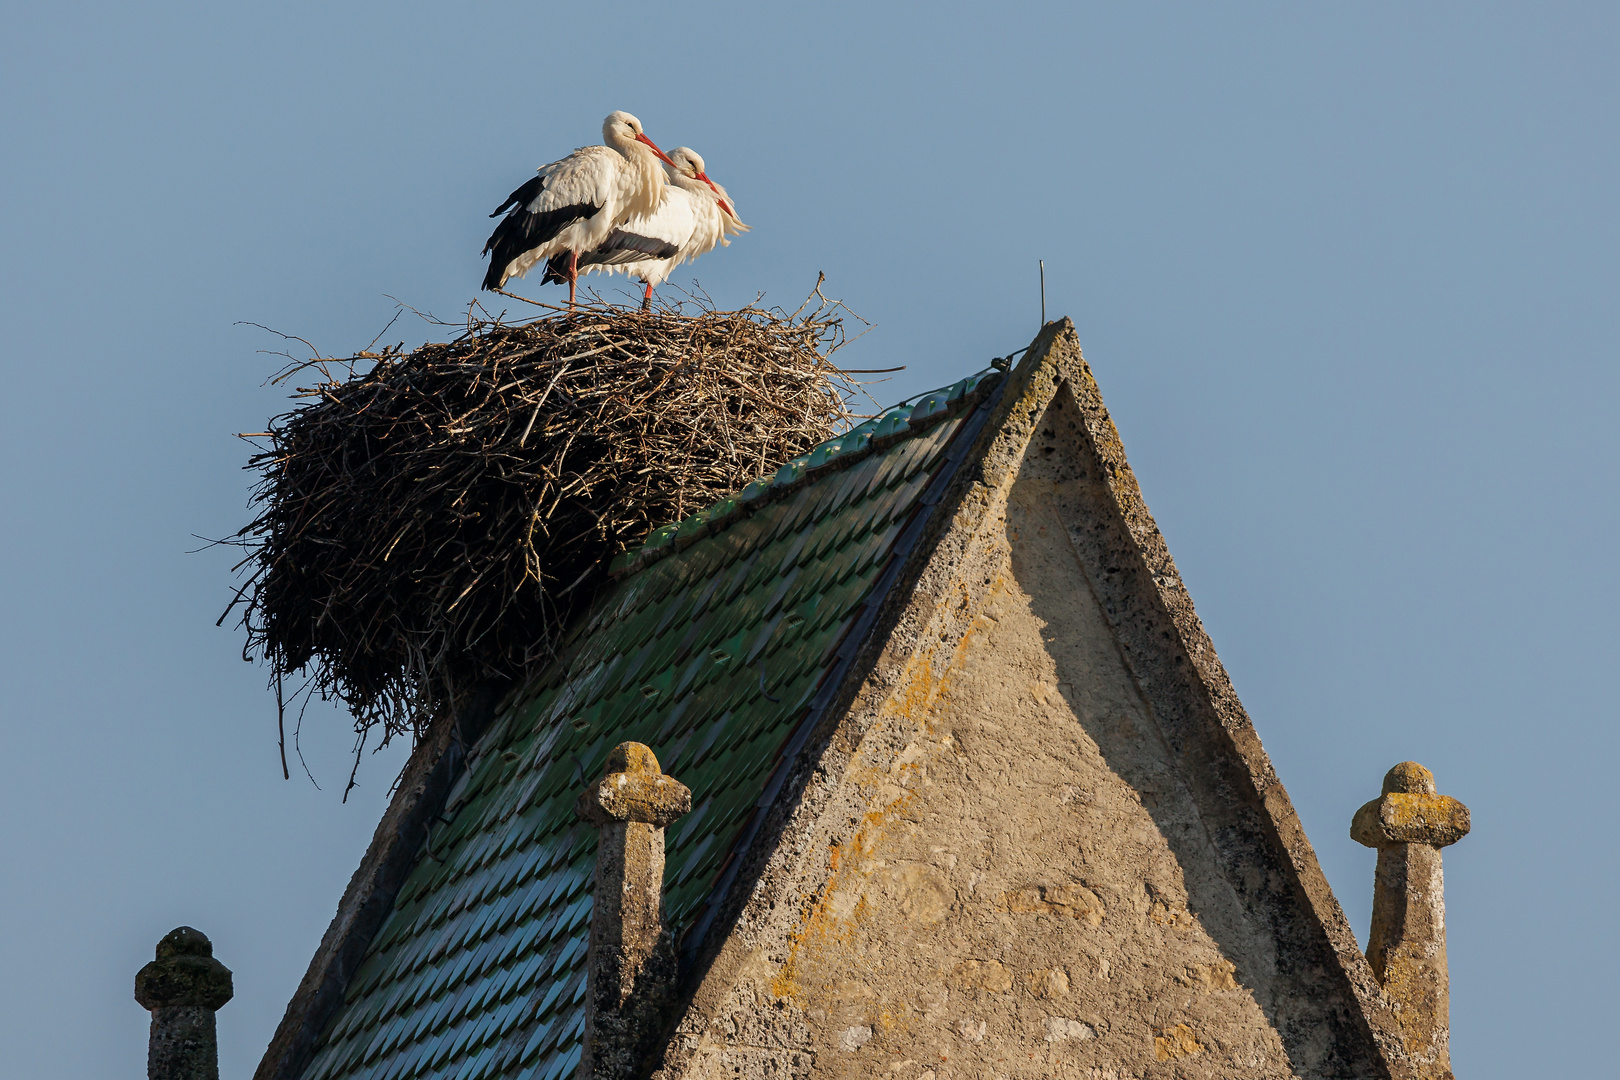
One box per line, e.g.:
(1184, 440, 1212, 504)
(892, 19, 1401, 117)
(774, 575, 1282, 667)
(481, 111, 678, 306)
(543, 147, 748, 309)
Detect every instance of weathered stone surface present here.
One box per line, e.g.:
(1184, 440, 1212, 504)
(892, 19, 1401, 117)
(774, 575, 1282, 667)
(576, 741, 693, 827)
(996, 883, 1106, 926)
(1351, 764, 1471, 850)
(1351, 793, 1471, 849)
(135, 927, 234, 1010)
(1383, 761, 1437, 796)
(576, 742, 691, 1079)
(1353, 763, 1468, 1080)
(146, 1007, 222, 1080)
(135, 927, 232, 1080)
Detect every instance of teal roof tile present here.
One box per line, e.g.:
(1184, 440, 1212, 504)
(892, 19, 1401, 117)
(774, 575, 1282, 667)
(300, 365, 1005, 1080)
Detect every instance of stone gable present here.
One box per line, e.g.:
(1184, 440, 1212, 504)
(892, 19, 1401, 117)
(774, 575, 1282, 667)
(261, 323, 1451, 1080)
(661, 386, 1387, 1079)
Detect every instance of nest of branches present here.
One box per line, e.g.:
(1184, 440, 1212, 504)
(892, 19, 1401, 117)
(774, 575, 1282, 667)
(227, 294, 857, 748)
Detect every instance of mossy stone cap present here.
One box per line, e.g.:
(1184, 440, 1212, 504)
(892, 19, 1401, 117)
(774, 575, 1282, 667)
(1351, 762, 1470, 849)
(1381, 761, 1437, 796)
(135, 926, 234, 1010)
(155, 925, 213, 959)
(605, 741, 661, 776)
(575, 741, 692, 827)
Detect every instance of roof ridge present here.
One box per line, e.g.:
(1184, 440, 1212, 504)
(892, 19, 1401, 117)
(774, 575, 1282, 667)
(606, 363, 1007, 581)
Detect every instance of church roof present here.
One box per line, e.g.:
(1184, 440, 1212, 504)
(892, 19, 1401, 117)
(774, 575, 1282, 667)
(259, 322, 1426, 1080)
(294, 362, 1011, 1080)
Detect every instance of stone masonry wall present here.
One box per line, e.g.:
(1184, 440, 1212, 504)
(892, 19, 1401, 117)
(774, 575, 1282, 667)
(671, 393, 1325, 1079)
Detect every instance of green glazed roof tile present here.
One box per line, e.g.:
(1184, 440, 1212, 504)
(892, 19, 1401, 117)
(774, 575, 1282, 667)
(769, 456, 808, 491)
(300, 365, 1005, 1080)
(870, 403, 914, 443)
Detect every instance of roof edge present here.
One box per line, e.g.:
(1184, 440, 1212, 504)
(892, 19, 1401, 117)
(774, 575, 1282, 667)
(606, 365, 1009, 582)
(652, 319, 1074, 1075)
(673, 351, 1015, 967)
(252, 680, 507, 1080)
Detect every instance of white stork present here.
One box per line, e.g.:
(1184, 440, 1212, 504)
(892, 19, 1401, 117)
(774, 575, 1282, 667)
(482, 111, 678, 306)
(542, 147, 748, 308)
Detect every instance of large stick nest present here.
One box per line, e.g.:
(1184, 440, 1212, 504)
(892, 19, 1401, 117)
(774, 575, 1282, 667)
(227, 297, 855, 745)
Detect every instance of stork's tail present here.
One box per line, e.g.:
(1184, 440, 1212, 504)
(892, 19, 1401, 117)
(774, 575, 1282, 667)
(482, 258, 510, 291)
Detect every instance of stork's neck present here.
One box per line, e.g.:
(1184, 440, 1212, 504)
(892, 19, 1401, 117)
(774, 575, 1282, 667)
(623, 144, 666, 220)
(670, 172, 730, 223)
(668, 172, 708, 195)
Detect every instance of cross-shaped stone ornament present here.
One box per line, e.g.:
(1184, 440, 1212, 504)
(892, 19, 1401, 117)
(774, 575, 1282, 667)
(1351, 761, 1470, 1080)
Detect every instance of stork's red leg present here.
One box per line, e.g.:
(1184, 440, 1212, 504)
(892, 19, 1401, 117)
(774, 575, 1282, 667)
(567, 250, 579, 309)
(641, 280, 653, 311)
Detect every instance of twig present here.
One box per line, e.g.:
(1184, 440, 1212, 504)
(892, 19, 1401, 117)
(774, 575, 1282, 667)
(228, 287, 855, 754)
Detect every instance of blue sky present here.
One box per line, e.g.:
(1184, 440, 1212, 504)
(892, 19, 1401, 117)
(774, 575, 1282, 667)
(1, 3, 1615, 1076)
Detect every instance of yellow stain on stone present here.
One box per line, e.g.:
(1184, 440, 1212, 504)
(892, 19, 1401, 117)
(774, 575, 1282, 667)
(1024, 967, 1070, 999)
(767, 582, 1002, 1021)
(1350, 792, 1471, 848)
(948, 959, 1013, 993)
(996, 884, 1106, 927)
(1149, 900, 1193, 930)
(1386, 794, 1448, 828)
(1153, 1023, 1205, 1062)
(1181, 960, 1239, 992)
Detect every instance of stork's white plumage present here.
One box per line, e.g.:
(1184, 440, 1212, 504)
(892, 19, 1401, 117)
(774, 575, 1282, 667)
(482, 111, 677, 305)
(544, 147, 748, 307)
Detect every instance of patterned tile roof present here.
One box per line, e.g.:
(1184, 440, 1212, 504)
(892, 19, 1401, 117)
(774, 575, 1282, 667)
(298, 363, 1008, 1080)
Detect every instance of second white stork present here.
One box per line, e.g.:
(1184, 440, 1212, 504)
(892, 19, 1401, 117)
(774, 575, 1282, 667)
(482, 111, 677, 305)
(542, 148, 748, 308)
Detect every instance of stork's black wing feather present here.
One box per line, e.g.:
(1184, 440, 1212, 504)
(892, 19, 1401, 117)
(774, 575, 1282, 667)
(541, 229, 682, 283)
(480, 182, 602, 291)
(489, 175, 545, 219)
(595, 229, 682, 262)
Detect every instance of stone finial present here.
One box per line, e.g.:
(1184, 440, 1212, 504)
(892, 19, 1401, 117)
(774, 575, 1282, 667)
(1351, 763, 1469, 1080)
(1351, 761, 1470, 850)
(575, 741, 693, 828)
(574, 743, 691, 1080)
(134, 927, 233, 1080)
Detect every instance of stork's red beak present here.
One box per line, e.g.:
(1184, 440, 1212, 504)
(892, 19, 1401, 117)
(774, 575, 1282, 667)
(695, 171, 737, 220)
(635, 132, 678, 169)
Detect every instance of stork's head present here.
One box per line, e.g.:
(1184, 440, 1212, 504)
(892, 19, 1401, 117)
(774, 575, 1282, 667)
(667, 147, 704, 180)
(667, 146, 748, 231)
(603, 111, 676, 168)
